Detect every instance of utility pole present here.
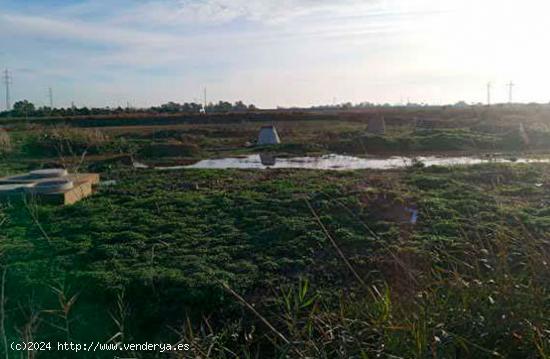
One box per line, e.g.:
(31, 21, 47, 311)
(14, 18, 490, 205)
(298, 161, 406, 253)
(203, 87, 207, 113)
(486, 82, 492, 106)
(507, 81, 515, 104)
(48, 87, 54, 108)
(3, 69, 11, 111)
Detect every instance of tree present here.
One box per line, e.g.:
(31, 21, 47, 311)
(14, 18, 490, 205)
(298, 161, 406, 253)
(12, 100, 36, 117)
(233, 101, 247, 112)
(454, 101, 468, 108)
(1, 100, 258, 118)
(159, 102, 181, 113)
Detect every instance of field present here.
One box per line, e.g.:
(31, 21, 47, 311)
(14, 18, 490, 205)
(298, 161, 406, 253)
(1, 106, 550, 358)
(2, 104, 550, 170)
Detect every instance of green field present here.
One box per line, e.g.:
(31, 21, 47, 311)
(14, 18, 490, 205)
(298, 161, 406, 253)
(2, 105, 550, 168)
(1, 107, 550, 358)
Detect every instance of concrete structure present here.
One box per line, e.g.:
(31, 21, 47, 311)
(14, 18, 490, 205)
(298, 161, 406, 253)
(367, 116, 386, 135)
(519, 123, 530, 146)
(0, 170, 99, 205)
(258, 125, 281, 145)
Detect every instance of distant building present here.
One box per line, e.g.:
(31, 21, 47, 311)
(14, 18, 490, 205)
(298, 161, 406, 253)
(258, 125, 281, 145)
(367, 115, 386, 135)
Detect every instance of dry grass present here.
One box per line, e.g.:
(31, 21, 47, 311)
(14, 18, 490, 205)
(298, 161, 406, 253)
(48, 126, 108, 147)
(0, 129, 11, 154)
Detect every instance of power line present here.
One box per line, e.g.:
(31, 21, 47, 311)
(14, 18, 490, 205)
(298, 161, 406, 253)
(2, 69, 11, 111)
(203, 87, 207, 113)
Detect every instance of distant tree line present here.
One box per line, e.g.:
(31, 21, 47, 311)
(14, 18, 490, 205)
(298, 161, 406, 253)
(308, 101, 431, 110)
(153, 100, 256, 114)
(0, 100, 258, 118)
(307, 101, 488, 110)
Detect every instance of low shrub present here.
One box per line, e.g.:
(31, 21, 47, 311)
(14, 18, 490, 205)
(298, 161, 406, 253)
(23, 126, 109, 157)
(138, 141, 201, 158)
(0, 128, 12, 154)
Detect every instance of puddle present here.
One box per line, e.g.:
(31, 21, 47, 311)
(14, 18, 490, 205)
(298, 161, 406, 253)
(153, 154, 550, 171)
(132, 161, 149, 169)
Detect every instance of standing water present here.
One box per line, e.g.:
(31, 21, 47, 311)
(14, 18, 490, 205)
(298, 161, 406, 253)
(155, 154, 550, 171)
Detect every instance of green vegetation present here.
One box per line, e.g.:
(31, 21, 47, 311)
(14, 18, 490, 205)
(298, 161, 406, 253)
(1, 107, 550, 357)
(1, 163, 549, 357)
(5, 104, 550, 165)
(0, 100, 258, 118)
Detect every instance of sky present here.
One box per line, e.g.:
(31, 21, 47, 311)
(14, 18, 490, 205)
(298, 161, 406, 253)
(0, 0, 549, 109)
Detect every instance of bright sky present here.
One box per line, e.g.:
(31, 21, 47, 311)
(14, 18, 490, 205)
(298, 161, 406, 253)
(0, 0, 549, 109)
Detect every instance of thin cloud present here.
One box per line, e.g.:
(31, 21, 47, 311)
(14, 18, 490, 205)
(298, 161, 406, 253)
(114, 0, 376, 26)
(0, 13, 179, 47)
(2, 0, 546, 107)
(0, 1, 412, 70)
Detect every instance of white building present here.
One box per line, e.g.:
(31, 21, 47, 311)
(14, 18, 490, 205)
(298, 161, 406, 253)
(367, 116, 386, 135)
(258, 125, 281, 145)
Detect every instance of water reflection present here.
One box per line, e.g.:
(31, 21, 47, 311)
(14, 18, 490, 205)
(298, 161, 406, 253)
(259, 153, 277, 166)
(160, 154, 550, 171)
